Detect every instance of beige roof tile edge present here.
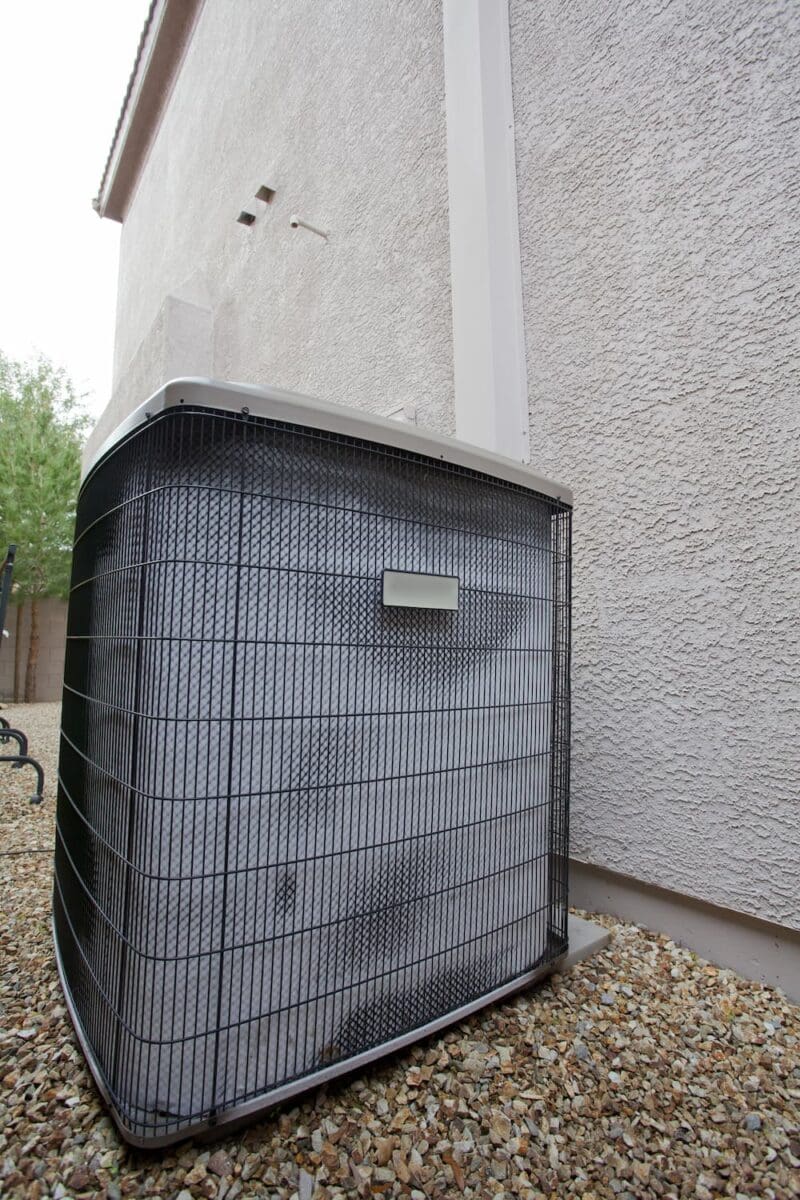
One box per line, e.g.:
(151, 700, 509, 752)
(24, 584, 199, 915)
(94, 0, 205, 222)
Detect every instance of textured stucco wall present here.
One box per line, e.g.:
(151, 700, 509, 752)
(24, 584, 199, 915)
(89, 0, 453, 463)
(511, 0, 800, 928)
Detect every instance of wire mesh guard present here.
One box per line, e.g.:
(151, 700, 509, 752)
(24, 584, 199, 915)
(54, 403, 571, 1145)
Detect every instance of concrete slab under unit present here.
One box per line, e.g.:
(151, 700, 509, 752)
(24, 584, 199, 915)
(563, 914, 612, 970)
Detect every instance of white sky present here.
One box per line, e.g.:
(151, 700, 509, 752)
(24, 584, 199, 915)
(0, 1, 152, 418)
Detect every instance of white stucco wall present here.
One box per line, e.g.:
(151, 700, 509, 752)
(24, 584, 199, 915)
(511, 0, 800, 929)
(89, 0, 453, 460)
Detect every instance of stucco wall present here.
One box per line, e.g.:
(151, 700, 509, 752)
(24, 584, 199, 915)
(88, 0, 454, 463)
(510, 0, 800, 929)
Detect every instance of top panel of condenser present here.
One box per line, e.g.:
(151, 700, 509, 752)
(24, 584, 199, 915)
(85, 378, 573, 506)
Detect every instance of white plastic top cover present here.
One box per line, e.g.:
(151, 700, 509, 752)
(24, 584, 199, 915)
(86, 378, 573, 506)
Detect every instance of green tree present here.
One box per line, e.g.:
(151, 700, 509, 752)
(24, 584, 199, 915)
(0, 353, 89, 700)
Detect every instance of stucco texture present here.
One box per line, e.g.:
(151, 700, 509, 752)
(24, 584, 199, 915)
(94, 0, 454, 461)
(511, 0, 800, 928)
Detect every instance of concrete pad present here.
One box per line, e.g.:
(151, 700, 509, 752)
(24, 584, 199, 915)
(562, 914, 612, 970)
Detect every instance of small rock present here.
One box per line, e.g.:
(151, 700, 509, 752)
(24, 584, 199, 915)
(298, 1169, 314, 1200)
(67, 1167, 91, 1190)
(574, 1042, 590, 1061)
(600, 992, 616, 1006)
(489, 1112, 512, 1142)
(239, 1156, 259, 1183)
(207, 1151, 232, 1178)
(375, 1137, 394, 1166)
(742, 1113, 761, 1131)
(633, 1161, 650, 1184)
(185, 1162, 207, 1186)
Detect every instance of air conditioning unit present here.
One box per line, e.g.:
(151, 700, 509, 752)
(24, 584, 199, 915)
(54, 378, 572, 1146)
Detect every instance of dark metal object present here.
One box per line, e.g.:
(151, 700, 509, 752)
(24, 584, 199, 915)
(54, 402, 572, 1146)
(0, 756, 43, 803)
(0, 727, 29, 763)
(0, 544, 16, 635)
(0, 546, 15, 728)
(0, 544, 46, 795)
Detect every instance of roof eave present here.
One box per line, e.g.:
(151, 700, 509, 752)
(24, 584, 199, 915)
(94, 0, 205, 222)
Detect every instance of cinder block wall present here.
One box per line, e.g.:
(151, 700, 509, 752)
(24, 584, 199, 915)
(0, 599, 68, 703)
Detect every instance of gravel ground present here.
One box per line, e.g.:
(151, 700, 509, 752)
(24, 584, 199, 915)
(1, 702, 798, 1200)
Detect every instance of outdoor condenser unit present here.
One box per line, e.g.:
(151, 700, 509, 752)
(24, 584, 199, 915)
(54, 378, 572, 1146)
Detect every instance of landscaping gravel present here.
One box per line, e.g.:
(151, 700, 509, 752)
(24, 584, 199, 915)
(1, 702, 799, 1199)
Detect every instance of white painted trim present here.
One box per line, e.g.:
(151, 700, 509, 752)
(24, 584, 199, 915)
(443, 0, 530, 463)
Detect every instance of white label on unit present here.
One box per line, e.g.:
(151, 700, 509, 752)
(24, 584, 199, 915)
(382, 570, 459, 611)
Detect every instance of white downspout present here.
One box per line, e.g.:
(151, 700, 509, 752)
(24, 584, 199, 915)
(442, 0, 530, 462)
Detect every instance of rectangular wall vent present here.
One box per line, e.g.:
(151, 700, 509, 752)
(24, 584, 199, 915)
(54, 381, 572, 1145)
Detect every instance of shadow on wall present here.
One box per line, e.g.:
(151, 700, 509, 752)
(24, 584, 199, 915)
(0, 599, 67, 703)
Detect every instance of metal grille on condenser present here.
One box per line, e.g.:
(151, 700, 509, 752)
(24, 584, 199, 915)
(54, 404, 571, 1143)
